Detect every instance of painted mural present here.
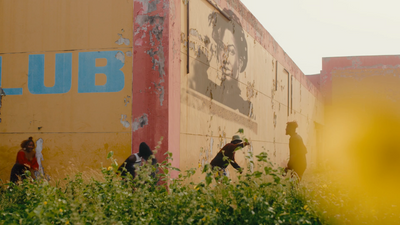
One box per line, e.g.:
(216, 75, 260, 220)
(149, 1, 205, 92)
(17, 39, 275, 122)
(189, 10, 252, 117)
(180, 0, 324, 178)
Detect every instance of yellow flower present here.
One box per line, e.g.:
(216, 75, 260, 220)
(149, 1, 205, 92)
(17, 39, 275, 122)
(59, 208, 63, 213)
(107, 166, 112, 171)
(202, 217, 206, 221)
(65, 221, 70, 225)
(283, 192, 286, 195)
(216, 208, 219, 213)
(198, 163, 201, 168)
(44, 201, 47, 205)
(253, 195, 257, 201)
(304, 205, 309, 210)
(200, 205, 204, 208)
(196, 188, 200, 191)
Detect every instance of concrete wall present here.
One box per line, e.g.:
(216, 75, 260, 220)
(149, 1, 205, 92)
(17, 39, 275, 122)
(0, 0, 134, 181)
(321, 55, 400, 105)
(131, 0, 181, 170)
(320, 55, 400, 176)
(179, 0, 324, 177)
(0, 0, 324, 182)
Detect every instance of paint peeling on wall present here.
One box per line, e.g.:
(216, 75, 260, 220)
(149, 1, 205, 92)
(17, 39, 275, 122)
(135, 11, 167, 106)
(218, 126, 227, 149)
(246, 144, 254, 172)
(124, 96, 131, 107)
(115, 52, 125, 63)
(0, 87, 5, 108)
(35, 138, 44, 174)
(209, 137, 214, 159)
(152, 82, 165, 106)
(248, 102, 254, 118)
(0, 87, 5, 123)
(132, 113, 149, 132)
(190, 29, 203, 42)
(115, 33, 130, 46)
(246, 81, 257, 100)
(200, 147, 205, 168)
(120, 115, 130, 128)
(180, 32, 188, 47)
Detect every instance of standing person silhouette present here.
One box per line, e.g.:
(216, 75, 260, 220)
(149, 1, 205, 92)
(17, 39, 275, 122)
(285, 121, 307, 181)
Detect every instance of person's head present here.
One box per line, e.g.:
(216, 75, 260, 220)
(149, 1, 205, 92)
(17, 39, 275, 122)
(20, 137, 35, 152)
(138, 142, 153, 161)
(210, 10, 248, 80)
(230, 134, 242, 144)
(286, 121, 298, 136)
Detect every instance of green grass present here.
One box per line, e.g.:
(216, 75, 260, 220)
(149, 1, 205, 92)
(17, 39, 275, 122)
(1, 150, 397, 225)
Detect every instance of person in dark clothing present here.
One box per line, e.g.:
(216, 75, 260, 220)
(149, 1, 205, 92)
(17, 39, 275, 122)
(285, 121, 307, 181)
(118, 142, 158, 180)
(210, 135, 250, 176)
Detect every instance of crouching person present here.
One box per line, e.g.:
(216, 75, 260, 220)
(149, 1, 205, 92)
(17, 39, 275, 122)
(118, 142, 158, 185)
(210, 135, 250, 178)
(10, 137, 39, 183)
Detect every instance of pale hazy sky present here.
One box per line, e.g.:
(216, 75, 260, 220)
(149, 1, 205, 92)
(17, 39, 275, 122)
(240, 0, 400, 75)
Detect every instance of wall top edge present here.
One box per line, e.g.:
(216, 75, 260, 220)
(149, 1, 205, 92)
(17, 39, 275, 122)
(210, 0, 322, 97)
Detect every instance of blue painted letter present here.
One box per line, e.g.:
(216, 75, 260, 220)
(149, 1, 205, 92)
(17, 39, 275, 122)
(0, 56, 23, 95)
(28, 53, 72, 94)
(78, 51, 125, 93)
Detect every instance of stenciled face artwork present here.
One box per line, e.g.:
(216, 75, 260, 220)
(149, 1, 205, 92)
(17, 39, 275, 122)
(220, 28, 240, 80)
(188, 10, 252, 117)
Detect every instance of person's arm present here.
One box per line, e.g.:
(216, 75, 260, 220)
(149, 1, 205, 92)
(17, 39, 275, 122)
(233, 142, 250, 150)
(229, 155, 243, 174)
(229, 143, 249, 172)
(229, 158, 241, 170)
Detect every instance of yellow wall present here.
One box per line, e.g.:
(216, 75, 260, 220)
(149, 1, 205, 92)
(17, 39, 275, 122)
(179, 0, 324, 178)
(0, 0, 134, 181)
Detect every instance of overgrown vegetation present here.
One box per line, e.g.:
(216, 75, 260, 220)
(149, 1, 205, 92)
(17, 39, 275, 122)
(1, 148, 398, 224)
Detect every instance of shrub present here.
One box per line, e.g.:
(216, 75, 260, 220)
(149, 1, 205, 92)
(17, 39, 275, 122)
(0, 149, 324, 225)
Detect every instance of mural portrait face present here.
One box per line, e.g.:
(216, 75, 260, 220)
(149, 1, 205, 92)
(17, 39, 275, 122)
(189, 9, 251, 117)
(220, 29, 241, 79)
(211, 10, 248, 81)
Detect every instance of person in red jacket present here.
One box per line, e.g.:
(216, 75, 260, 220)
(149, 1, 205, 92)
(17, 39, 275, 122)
(285, 121, 307, 181)
(10, 137, 39, 183)
(210, 135, 250, 176)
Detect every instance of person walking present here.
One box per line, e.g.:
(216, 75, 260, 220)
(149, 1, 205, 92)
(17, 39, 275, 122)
(210, 135, 250, 176)
(285, 121, 307, 181)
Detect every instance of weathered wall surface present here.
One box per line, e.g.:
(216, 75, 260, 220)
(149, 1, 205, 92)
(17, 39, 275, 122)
(320, 56, 400, 177)
(180, 0, 324, 177)
(0, 0, 134, 181)
(321, 55, 400, 105)
(131, 0, 181, 169)
(0, 0, 323, 182)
